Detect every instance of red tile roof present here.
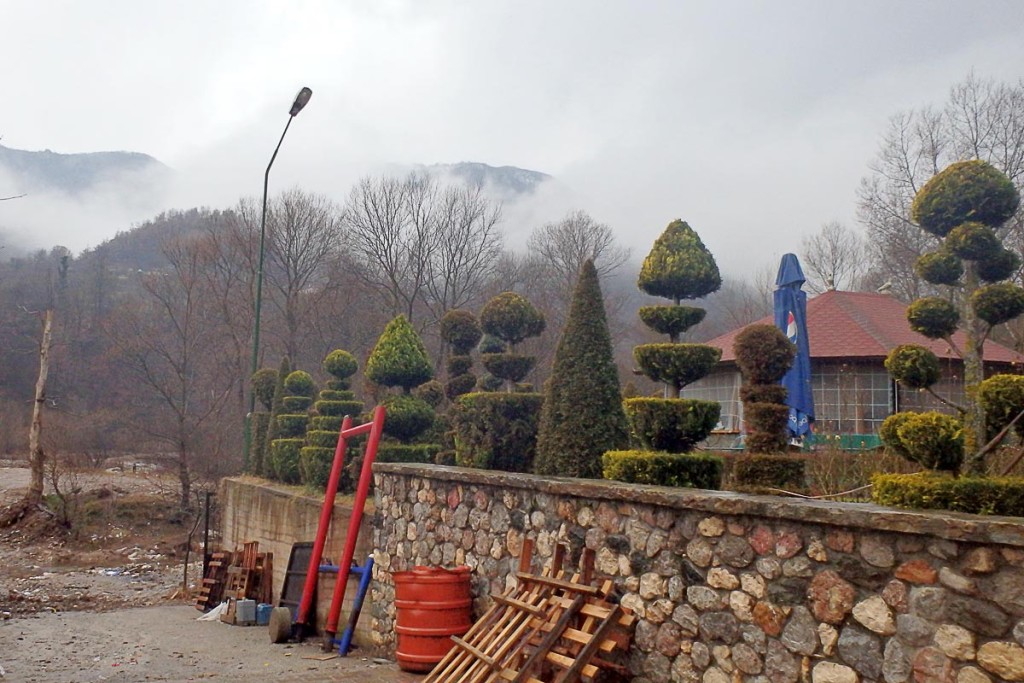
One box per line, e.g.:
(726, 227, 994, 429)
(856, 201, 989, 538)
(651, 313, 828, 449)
(706, 290, 1024, 364)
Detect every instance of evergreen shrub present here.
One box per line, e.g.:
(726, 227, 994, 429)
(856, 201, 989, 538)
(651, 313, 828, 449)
(270, 438, 304, 484)
(872, 471, 1024, 516)
(306, 430, 340, 449)
(885, 345, 941, 389)
(632, 344, 722, 389)
(623, 398, 721, 453)
(381, 394, 435, 442)
(602, 450, 723, 489)
(978, 373, 1024, 440)
(376, 443, 440, 464)
(733, 455, 807, 491)
(451, 392, 543, 472)
(277, 414, 309, 438)
(282, 396, 313, 412)
(284, 370, 316, 397)
(316, 400, 365, 417)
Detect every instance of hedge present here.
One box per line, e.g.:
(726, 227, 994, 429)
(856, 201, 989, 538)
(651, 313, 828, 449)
(623, 397, 720, 453)
(375, 443, 440, 464)
(732, 455, 806, 492)
(872, 471, 1024, 516)
(602, 450, 723, 490)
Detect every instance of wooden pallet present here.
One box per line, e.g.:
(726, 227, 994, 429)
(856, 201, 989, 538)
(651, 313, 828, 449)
(195, 542, 275, 609)
(194, 551, 231, 610)
(423, 541, 634, 683)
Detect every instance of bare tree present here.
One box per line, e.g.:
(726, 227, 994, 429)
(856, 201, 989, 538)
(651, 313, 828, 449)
(800, 221, 867, 293)
(526, 210, 631, 291)
(858, 74, 1024, 301)
(26, 309, 53, 507)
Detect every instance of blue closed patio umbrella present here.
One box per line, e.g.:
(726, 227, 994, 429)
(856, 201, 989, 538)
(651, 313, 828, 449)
(773, 254, 814, 440)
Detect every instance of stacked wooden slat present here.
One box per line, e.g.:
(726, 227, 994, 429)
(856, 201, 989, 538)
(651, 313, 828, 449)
(194, 541, 275, 611)
(423, 541, 634, 683)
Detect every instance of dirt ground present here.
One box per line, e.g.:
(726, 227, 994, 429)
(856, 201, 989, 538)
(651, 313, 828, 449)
(0, 465, 418, 683)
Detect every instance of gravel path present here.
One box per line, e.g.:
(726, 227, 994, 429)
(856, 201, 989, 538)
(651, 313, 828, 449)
(0, 605, 419, 682)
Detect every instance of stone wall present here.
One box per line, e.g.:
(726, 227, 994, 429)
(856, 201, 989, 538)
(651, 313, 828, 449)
(371, 463, 1024, 682)
(219, 477, 374, 646)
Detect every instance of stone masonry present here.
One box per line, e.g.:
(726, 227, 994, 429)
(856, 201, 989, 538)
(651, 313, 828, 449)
(371, 463, 1024, 682)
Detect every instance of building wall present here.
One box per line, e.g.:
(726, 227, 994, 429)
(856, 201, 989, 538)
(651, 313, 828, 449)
(371, 463, 1024, 682)
(219, 478, 375, 646)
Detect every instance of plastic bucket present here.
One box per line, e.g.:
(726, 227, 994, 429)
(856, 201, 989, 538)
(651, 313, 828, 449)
(392, 566, 472, 673)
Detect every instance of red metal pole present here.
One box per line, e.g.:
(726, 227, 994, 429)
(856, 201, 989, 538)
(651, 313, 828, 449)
(295, 414, 353, 631)
(324, 404, 385, 639)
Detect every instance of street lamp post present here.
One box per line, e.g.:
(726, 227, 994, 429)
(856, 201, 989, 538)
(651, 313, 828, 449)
(243, 86, 313, 471)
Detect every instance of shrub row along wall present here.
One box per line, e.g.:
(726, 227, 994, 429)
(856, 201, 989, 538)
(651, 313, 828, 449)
(371, 463, 1024, 683)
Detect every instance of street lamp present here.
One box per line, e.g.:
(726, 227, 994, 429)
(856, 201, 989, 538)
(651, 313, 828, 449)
(244, 86, 313, 470)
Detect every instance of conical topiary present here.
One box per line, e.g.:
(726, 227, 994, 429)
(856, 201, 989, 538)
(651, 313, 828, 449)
(366, 315, 433, 393)
(535, 260, 629, 478)
(300, 349, 363, 492)
(269, 368, 315, 484)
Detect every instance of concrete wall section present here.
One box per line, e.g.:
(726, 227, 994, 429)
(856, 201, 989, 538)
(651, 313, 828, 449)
(219, 477, 374, 647)
(371, 463, 1024, 683)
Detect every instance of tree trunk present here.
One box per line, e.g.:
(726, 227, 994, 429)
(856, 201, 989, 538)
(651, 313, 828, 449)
(27, 310, 54, 506)
(961, 264, 987, 474)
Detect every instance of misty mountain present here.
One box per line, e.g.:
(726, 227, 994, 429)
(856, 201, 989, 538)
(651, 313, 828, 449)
(418, 162, 551, 198)
(0, 144, 170, 196)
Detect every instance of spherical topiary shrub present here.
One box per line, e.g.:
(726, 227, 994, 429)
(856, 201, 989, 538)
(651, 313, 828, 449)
(380, 394, 435, 442)
(413, 380, 445, 408)
(978, 373, 1024, 440)
(911, 159, 1020, 237)
(906, 297, 960, 339)
(914, 251, 962, 286)
(638, 306, 706, 341)
(879, 412, 914, 460)
(284, 370, 316, 398)
(481, 354, 536, 384)
(885, 344, 941, 390)
(445, 374, 477, 401)
(899, 411, 965, 473)
(637, 219, 722, 300)
(946, 222, 1000, 261)
(972, 282, 1024, 326)
(977, 248, 1021, 283)
(440, 309, 484, 355)
(252, 368, 279, 411)
(733, 324, 795, 384)
(322, 349, 358, 386)
(480, 293, 545, 348)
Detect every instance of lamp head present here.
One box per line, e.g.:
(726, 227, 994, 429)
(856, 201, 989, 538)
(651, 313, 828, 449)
(289, 87, 313, 116)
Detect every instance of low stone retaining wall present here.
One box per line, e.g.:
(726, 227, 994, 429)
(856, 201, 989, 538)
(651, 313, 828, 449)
(219, 477, 374, 646)
(371, 463, 1024, 682)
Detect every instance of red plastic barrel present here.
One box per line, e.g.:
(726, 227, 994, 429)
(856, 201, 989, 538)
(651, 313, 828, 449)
(392, 566, 472, 672)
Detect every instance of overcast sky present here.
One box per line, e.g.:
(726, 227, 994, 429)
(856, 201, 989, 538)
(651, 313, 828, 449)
(3, 0, 1024, 277)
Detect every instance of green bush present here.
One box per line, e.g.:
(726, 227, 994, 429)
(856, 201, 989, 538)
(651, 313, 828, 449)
(915, 250, 963, 286)
(316, 400, 365, 417)
(270, 438, 304, 484)
(284, 370, 316, 398)
(879, 412, 914, 459)
(637, 220, 722, 301)
(440, 309, 483, 355)
(911, 159, 1020, 237)
(946, 222, 1000, 261)
(310, 415, 344, 432)
(623, 398, 720, 453)
(276, 414, 309, 439)
(637, 305, 706, 340)
(743, 403, 790, 453)
(282, 396, 313, 412)
(414, 380, 445, 408)
(481, 353, 536, 384)
(739, 385, 787, 405)
(733, 324, 796, 384)
(633, 344, 722, 390)
(306, 430, 340, 449)
(978, 374, 1024, 440)
(445, 373, 477, 400)
(435, 450, 456, 466)
(892, 411, 965, 473)
(872, 471, 1024, 516)
(366, 315, 434, 391)
(317, 389, 353, 401)
(451, 392, 543, 472)
(906, 296, 960, 339)
(480, 292, 545, 347)
(447, 356, 473, 376)
(885, 345, 941, 389)
(322, 349, 358, 382)
(250, 412, 271, 477)
(381, 394, 435, 442)
(376, 443, 440, 464)
(972, 282, 1024, 326)
(299, 446, 333, 489)
(733, 455, 806, 491)
(602, 450, 723, 489)
(251, 368, 279, 411)
(977, 248, 1020, 282)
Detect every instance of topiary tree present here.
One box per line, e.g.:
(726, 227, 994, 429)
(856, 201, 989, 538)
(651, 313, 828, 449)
(535, 260, 630, 478)
(300, 349, 363, 492)
(366, 315, 434, 394)
(441, 309, 482, 401)
(605, 220, 725, 490)
(260, 356, 290, 478)
(249, 366, 279, 476)
(880, 411, 964, 474)
(901, 160, 1022, 472)
(733, 324, 795, 453)
(479, 292, 545, 392)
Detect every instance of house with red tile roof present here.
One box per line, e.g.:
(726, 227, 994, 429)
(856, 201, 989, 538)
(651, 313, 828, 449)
(684, 290, 1024, 448)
